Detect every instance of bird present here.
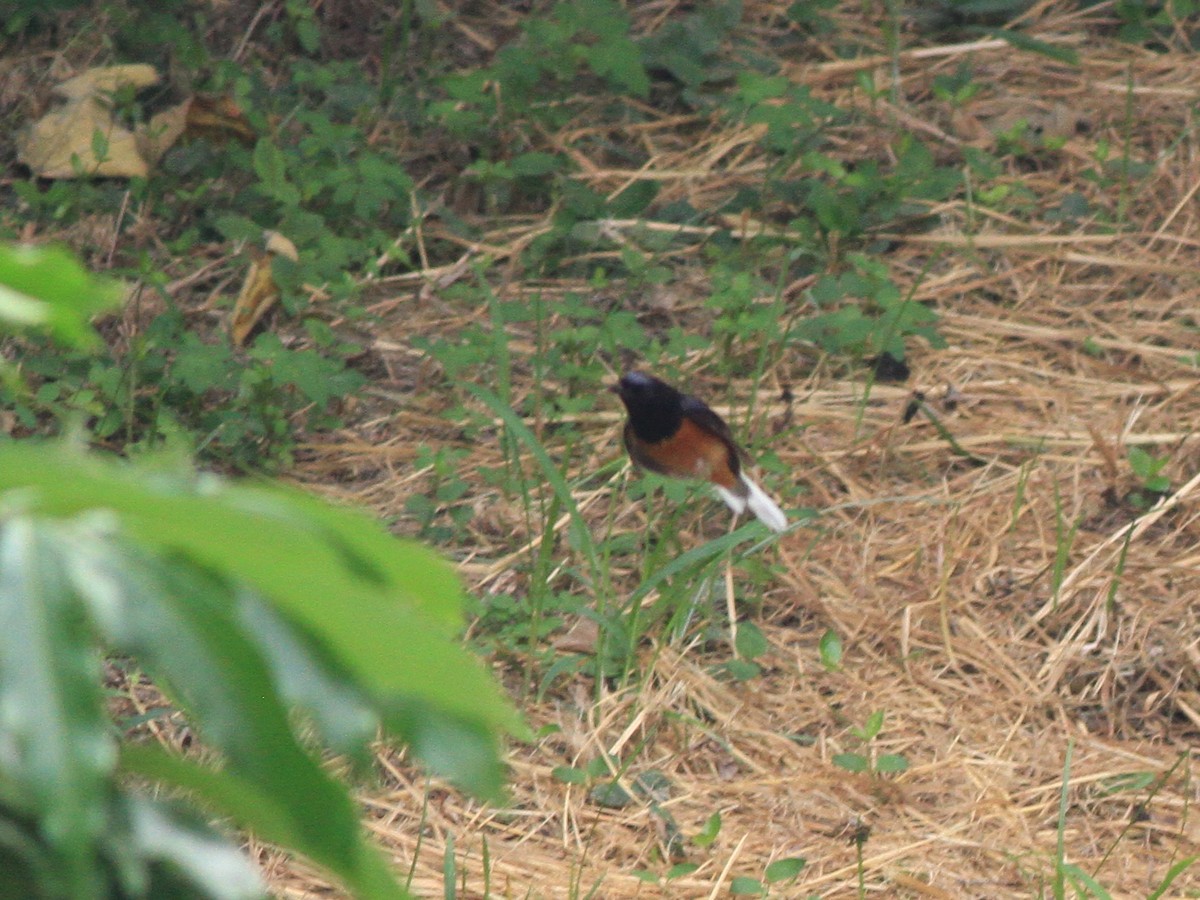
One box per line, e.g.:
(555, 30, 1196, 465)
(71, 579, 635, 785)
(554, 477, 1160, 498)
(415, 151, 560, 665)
(611, 371, 787, 532)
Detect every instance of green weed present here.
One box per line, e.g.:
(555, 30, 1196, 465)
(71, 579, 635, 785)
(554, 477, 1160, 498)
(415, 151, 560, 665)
(832, 710, 909, 777)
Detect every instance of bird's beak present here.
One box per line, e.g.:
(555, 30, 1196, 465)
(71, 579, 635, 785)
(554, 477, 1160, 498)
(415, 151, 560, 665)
(607, 383, 621, 395)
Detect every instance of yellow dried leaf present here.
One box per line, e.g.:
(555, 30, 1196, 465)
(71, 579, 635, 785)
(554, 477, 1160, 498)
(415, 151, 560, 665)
(53, 64, 159, 100)
(138, 101, 190, 167)
(18, 96, 148, 179)
(229, 232, 298, 347)
(18, 65, 163, 179)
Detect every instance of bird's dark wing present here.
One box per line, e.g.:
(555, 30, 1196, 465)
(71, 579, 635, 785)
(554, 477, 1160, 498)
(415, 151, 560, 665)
(680, 394, 751, 469)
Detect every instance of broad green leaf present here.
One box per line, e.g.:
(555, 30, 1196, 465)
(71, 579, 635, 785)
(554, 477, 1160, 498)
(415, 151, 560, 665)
(764, 856, 806, 882)
(238, 595, 378, 760)
(124, 795, 264, 900)
(729, 875, 766, 896)
(76, 541, 386, 883)
(832, 752, 868, 773)
(60, 527, 415, 894)
(721, 658, 761, 682)
(0, 518, 113, 897)
(394, 709, 508, 802)
(607, 179, 659, 216)
(734, 621, 768, 660)
(0, 443, 524, 754)
(0, 243, 122, 348)
(589, 781, 633, 809)
(875, 753, 909, 774)
(552, 766, 587, 785)
(122, 746, 407, 900)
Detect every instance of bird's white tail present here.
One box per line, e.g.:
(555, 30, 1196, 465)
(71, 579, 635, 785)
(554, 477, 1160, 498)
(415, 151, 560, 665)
(714, 475, 787, 533)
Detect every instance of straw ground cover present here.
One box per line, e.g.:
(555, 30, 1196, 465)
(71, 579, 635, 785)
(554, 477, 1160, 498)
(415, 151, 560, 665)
(5, 0, 1200, 897)
(270, 6, 1200, 897)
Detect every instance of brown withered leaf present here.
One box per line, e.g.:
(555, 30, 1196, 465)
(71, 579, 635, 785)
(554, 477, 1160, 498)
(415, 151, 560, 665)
(229, 232, 299, 347)
(21, 65, 255, 179)
(185, 95, 256, 145)
(553, 617, 600, 655)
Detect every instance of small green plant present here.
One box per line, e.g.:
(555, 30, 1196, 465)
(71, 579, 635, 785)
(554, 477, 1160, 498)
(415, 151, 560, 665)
(728, 857, 808, 897)
(433, 0, 649, 147)
(1112, 0, 1200, 49)
(2, 306, 366, 471)
(1083, 754, 1197, 898)
(1048, 740, 1113, 899)
(931, 62, 982, 106)
(406, 445, 473, 542)
(832, 711, 909, 776)
(793, 252, 944, 370)
(1125, 445, 1172, 510)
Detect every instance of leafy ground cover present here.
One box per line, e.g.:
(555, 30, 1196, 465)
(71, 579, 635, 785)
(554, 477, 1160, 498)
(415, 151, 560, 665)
(3, 0, 1199, 896)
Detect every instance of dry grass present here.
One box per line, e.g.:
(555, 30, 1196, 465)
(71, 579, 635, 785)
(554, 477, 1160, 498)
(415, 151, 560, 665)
(269, 2, 1200, 897)
(51, 0, 1197, 896)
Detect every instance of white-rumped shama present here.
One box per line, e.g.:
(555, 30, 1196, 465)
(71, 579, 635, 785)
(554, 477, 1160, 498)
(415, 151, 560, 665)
(612, 371, 787, 532)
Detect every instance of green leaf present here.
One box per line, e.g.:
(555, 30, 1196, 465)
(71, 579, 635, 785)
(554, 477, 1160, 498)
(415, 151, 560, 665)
(236, 596, 378, 760)
(78, 541, 392, 891)
(1128, 446, 1167, 479)
(858, 710, 884, 741)
(692, 811, 721, 847)
(510, 152, 563, 177)
(875, 754, 909, 774)
(0, 442, 524, 768)
(833, 753, 868, 773)
(552, 766, 588, 785)
(589, 781, 632, 808)
(252, 139, 301, 206)
(607, 180, 659, 217)
(0, 518, 114, 896)
(123, 794, 265, 900)
(764, 856, 806, 882)
(666, 862, 700, 879)
(729, 875, 766, 895)
(1097, 771, 1156, 795)
(584, 36, 649, 97)
(0, 243, 123, 348)
(818, 628, 842, 671)
(122, 746, 406, 900)
(734, 621, 768, 660)
(721, 658, 761, 682)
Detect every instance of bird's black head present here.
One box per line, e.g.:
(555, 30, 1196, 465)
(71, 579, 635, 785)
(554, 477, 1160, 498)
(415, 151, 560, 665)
(611, 371, 684, 442)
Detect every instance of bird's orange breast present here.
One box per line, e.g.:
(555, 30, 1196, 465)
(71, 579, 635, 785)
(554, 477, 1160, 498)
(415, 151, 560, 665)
(636, 417, 740, 490)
